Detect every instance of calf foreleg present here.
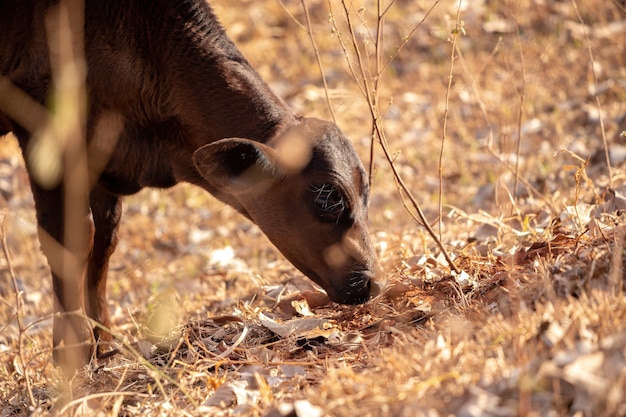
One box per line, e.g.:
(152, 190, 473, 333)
(85, 185, 121, 357)
(30, 183, 95, 375)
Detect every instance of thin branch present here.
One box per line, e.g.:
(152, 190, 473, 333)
(375, 118, 461, 272)
(381, 0, 396, 17)
(301, 0, 337, 123)
(327, 1, 367, 98)
(570, 0, 612, 188)
(334, 1, 458, 272)
(379, 0, 440, 75)
(513, 22, 526, 203)
(456, 38, 553, 210)
(369, 0, 386, 186)
(339, 1, 378, 186)
(340, 1, 374, 108)
(439, 4, 463, 240)
(1, 213, 36, 407)
(277, 0, 307, 31)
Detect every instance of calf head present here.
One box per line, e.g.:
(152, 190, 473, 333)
(193, 118, 376, 304)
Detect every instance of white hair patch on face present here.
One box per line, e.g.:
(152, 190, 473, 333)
(309, 183, 346, 222)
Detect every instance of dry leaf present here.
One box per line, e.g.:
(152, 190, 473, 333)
(258, 313, 331, 339)
(136, 339, 153, 360)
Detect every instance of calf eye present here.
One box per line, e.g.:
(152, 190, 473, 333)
(309, 183, 346, 222)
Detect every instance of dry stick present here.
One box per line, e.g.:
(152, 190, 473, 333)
(57, 391, 151, 416)
(337, 0, 390, 185)
(377, 120, 461, 274)
(90, 321, 201, 409)
(370, 0, 439, 185)
(513, 23, 526, 203)
(336, 0, 459, 272)
(327, 1, 375, 185)
(338, 1, 377, 184)
(609, 228, 624, 294)
(454, 41, 556, 212)
(570, 0, 612, 188)
(557, 149, 592, 230)
(458, 37, 551, 212)
(277, 0, 306, 31)
(300, 0, 337, 124)
(0, 77, 50, 135)
(380, 0, 396, 17)
(327, 0, 371, 191)
(370, 0, 390, 188)
(45, 1, 93, 377)
(327, 3, 367, 98)
(335, 0, 398, 185)
(1, 215, 36, 407)
(340, 1, 373, 114)
(379, 0, 440, 75)
(439, 4, 463, 241)
(369, 0, 384, 186)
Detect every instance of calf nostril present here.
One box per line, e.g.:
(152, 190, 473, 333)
(334, 271, 374, 305)
(347, 273, 368, 288)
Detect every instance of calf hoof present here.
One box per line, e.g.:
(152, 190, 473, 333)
(52, 312, 95, 377)
(95, 328, 120, 361)
(97, 345, 120, 360)
(93, 324, 118, 357)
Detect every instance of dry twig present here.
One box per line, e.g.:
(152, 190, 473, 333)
(1, 213, 36, 407)
(439, 2, 464, 240)
(570, 0, 612, 188)
(329, 0, 460, 273)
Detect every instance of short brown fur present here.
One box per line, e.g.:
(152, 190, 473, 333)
(0, 0, 377, 374)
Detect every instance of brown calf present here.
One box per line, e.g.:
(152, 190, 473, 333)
(0, 0, 377, 373)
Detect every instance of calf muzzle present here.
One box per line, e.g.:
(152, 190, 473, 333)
(336, 271, 373, 305)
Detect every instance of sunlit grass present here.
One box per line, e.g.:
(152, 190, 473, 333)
(1, 0, 625, 415)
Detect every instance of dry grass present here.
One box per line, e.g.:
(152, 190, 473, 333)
(1, 0, 626, 415)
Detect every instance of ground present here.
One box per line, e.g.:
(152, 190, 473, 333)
(1, 0, 625, 416)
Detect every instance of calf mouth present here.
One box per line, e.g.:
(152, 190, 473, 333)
(325, 270, 374, 305)
(292, 260, 377, 305)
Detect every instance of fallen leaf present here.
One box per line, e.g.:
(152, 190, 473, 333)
(259, 313, 332, 339)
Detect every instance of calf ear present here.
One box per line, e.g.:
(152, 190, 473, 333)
(193, 138, 283, 195)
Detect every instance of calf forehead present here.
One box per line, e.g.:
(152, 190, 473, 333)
(318, 135, 363, 178)
(298, 119, 353, 161)
(304, 123, 368, 198)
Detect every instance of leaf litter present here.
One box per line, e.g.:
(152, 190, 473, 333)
(1, 0, 626, 416)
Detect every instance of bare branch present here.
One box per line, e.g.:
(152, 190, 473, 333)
(336, 0, 460, 273)
(301, 0, 337, 123)
(379, 0, 440, 76)
(513, 23, 526, 203)
(570, 0, 612, 188)
(439, 4, 463, 240)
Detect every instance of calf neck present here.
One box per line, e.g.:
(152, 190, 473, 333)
(0, 0, 377, 374)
